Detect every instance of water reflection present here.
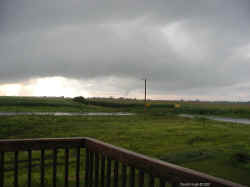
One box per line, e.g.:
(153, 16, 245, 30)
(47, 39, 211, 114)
(0, 112, 135, 116)
(179, 114, 250, 125)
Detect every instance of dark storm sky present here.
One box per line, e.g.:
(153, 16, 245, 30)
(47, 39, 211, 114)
(1, 0, 250, 100)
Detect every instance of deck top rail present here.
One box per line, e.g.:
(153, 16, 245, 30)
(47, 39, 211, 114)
(0, 137, 246, 187)
(0, 137, 86, 152)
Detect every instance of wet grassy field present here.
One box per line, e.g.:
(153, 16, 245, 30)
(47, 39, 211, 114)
(0, 96, 250, 186)
(1, 96, 250, 118)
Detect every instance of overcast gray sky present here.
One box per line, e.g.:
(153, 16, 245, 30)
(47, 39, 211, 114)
(1, 0, 250, 100)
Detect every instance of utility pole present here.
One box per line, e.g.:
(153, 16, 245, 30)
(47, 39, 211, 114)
(144, 78, 147, 105)
(142, 78, 147, 112)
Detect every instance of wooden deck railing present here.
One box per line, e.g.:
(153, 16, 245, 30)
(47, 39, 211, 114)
(0, 137, 245, 187)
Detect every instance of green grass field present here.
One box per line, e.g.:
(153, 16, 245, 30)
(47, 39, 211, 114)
(0, 96, 116, 112)
(0, 96, 250, 186)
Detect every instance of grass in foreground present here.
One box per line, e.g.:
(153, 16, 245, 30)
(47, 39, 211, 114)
(0, 114, 250, 186)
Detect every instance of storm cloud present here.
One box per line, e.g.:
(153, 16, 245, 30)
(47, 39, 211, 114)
(1, 0, 250, 100)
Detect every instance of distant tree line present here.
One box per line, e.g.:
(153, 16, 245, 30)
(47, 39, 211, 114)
(72, 96, 176, 108)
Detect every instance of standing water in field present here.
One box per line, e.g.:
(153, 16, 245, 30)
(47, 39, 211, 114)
(0, 112, 135, 116)
(179, 114, 250, 125)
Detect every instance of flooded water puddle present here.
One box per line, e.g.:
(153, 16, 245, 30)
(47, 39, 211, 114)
(179, 114, 250, 125)
(0, 112, 135, 116)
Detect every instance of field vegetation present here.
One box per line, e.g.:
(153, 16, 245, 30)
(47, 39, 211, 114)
(0, 96, 250, 186)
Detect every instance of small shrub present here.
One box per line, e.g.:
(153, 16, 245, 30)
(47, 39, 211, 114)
(233, 153, 250, 163)
(230, 152, 250, 170)
(187, 136, 209, 145)
(72, 96, 87, 104)
(160, 151, 213, 164)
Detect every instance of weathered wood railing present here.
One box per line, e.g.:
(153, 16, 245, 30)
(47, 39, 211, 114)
(0, 137, 245, 187)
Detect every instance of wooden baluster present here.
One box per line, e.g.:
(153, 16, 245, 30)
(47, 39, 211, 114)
(172, 182, 179, 187)
(94, 153, 99, 187)
(100, 156, 105, 187)
(14, 151, 18, 187)
(76, 147, 80, 187)
(106, 158, 111, 187)
(41, 149, 45, 187)
(129, 167, 135, 187)
(53, 149, 57, 187)
(0, 152, 4, 187)
(89, 152, 94, 187)
(149, 174, 155, 187)
(28, 150, 32, 187)
(160, 179, 165, 187)
(114, 161, 119, 187)
(65, 148, 69, 187)
(139, 170, 144, 187)
(122, 164, 127, 187)
(85, 149, 89, 187)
